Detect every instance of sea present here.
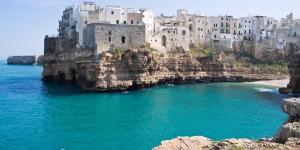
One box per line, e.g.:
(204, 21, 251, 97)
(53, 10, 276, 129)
(0, 60, 292, 150)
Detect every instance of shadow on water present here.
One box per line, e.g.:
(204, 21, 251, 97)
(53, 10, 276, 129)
(41, 82, 88, 96)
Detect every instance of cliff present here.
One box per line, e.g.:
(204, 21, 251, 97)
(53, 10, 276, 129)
(42, 49, 287, 92)
(7, 55, 44, 65)
(287, 53, 300, 93)
(153, 97, 300, 150)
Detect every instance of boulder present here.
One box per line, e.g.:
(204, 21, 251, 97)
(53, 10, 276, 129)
(282, 98, 300, 119)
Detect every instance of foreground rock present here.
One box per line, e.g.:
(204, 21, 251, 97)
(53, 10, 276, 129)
(153, 98, 300, 150)
(7, 55, 43, 65)
(43, 49, 287, 92)
(281, 53, 300, 94)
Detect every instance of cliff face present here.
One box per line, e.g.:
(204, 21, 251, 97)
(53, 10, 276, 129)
(288, 53, 300, 93)
(153, 98, 300, 150)
(42, 49, 285, 91)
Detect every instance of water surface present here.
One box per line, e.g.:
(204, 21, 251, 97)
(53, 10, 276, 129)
(0, 60, 291, 150)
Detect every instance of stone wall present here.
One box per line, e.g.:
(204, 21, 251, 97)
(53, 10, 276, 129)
(86, 23, 146, 54)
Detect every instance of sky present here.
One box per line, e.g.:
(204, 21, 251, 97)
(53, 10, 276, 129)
(0, 0, 299, 59)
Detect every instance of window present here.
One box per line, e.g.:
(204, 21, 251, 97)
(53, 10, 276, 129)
(249, 30, 251, 34)
(116, 20, 119, 24)
(111, 11, 114, 15)
(162, 36, 166, 47)
(294, 32, 297, 36)
(122, 36, 126, 43)
(109, 31, 112, 35)
(123, 21, 127, 24)
(189, 25, 192, 31)
(182, 30, 186, 36)
(214, 35, 217, 38)
(109, 37, 111, 42)
(131, 20, 134, 24)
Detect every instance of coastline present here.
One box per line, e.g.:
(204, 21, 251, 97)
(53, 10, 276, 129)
(245, 78, 290, 87)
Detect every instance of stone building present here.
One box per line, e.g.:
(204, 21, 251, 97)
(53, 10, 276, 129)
(47, 2, 300, 61)
(86, 23, 145, 55)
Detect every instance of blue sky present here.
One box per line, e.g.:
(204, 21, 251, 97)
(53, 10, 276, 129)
(0, 0, 299, 58)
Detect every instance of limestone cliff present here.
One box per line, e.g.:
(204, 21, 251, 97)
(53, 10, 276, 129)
(43, 49, 286, 92)
(153, 98, 300, 150)
(287, 53, 300, 93)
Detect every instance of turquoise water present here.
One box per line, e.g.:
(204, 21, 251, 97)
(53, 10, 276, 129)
(0, 60, 291, 150)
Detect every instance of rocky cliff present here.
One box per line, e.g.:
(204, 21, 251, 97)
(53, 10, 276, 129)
(7, 55, 44, 65)
(43, 49, 287, 92)
(287, 53, 300, 93)
(153, 98, 300, 150)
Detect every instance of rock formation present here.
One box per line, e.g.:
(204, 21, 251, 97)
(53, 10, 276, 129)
(7, 55, 44, 65)
(286, 53, 300, 93)
(153, 98, 300, 150)
(43, 49, 287, 92)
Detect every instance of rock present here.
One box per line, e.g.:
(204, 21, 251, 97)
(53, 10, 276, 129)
(274, 98, 300, 143)
(275, 122, 300, 143)
(7, 56, 37, 65)
(287, 53, 300, 94)
(7, 55, 44, 65)
(152, 136, 213, 150)
(279, 87, 293, 94)
(37, 55, 44, 65)
(282, 98, 300, 119)
(42, 49, 287, 92)
(153, 137, 298, 150)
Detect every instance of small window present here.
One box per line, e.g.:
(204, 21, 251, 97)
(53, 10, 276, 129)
(123, 21, 127, 24)
(294, 32, 297, 36)
(109, 31, 112, 35)
(182, 30, 186, 36)
(111, 11, 114, 15)
(116, 20, 119, 24)
(131, 20, 134, 24)
(109, 37, 111, 42)
(122, 36, 126, 43)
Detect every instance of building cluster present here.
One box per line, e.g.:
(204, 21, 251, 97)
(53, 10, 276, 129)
(47, 2, 300, 60)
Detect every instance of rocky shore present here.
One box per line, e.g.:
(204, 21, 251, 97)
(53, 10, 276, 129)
(43, 50, 287, 92)
(7, 55, 43, 65)
(153, 97, 300, 150)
